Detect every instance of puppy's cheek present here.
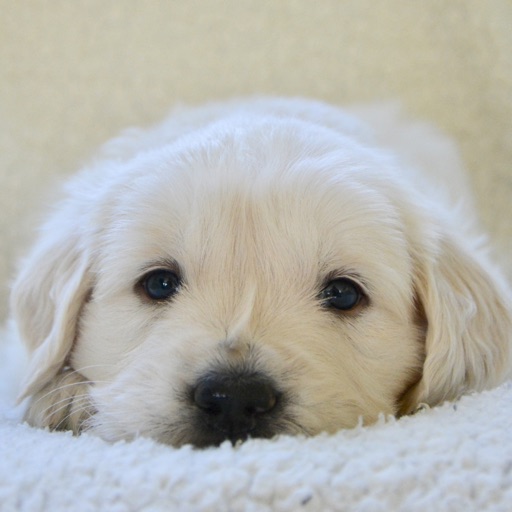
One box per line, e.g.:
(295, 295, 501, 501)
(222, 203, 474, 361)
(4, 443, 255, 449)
(87, 375, 178, 443)
(70, 297, 166, 383)
(283, 371, 388, 434)
(287, 334, 424, 431)
(84, 342, 195, 443)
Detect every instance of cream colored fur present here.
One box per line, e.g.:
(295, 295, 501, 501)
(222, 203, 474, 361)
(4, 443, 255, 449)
(11, 98, 512, 447)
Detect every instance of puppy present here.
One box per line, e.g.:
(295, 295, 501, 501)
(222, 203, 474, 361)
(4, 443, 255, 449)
(12, 98, 512, 447)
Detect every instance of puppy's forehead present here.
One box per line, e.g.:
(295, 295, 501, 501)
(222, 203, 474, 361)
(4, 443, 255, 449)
(102, 120, 411, 287)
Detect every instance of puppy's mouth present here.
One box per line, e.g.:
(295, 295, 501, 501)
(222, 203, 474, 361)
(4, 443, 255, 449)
(180, 369, 291, 447)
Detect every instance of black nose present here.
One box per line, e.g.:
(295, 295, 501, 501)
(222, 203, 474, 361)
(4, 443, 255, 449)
(193, 373, 278, 444)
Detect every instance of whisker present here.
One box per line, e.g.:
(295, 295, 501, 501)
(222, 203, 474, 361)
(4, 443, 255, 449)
(39, 393, 91, 419)
(52, 397, 93, 431)
(64, 363, 117, 376)
(31, 379, 106, 408)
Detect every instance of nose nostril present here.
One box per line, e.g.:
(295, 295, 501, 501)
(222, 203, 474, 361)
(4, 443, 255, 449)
(194, 387, 228, 415)
(244, 388, 277, 416)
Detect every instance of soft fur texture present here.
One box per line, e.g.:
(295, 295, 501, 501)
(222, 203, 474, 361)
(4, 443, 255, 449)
(11, 98, 512, 447)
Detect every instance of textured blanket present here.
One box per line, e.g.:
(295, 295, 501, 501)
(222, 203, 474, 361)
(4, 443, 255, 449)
(1, 333, 511, 512)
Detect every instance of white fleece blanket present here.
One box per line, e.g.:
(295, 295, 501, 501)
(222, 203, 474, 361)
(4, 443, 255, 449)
(1, 335, 511, 512)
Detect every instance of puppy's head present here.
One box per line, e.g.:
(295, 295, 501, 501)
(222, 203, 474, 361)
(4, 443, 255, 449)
(12, 116, 511, 447)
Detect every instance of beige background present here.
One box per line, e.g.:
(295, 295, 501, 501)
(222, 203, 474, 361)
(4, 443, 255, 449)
(1, 0, 511, 322)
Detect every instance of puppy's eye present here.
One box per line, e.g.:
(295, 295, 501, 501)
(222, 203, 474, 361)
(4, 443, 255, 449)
(141, 270, 181, 301)
(320, 278, 364, 311)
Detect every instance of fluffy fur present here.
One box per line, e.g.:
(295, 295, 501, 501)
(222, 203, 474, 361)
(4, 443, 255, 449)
(11, 98, 512, 447)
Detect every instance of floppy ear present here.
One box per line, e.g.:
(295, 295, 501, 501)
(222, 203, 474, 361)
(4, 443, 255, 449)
(11, 223, 92, 401)
(403, 233, 512, 411)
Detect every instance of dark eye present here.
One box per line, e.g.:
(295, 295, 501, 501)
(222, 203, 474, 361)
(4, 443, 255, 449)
(320, 278, 364, 311)
(141, 269, 181, 301)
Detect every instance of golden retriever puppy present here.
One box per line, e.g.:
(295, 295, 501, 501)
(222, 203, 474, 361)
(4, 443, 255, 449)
(12, 98, 512, 447)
